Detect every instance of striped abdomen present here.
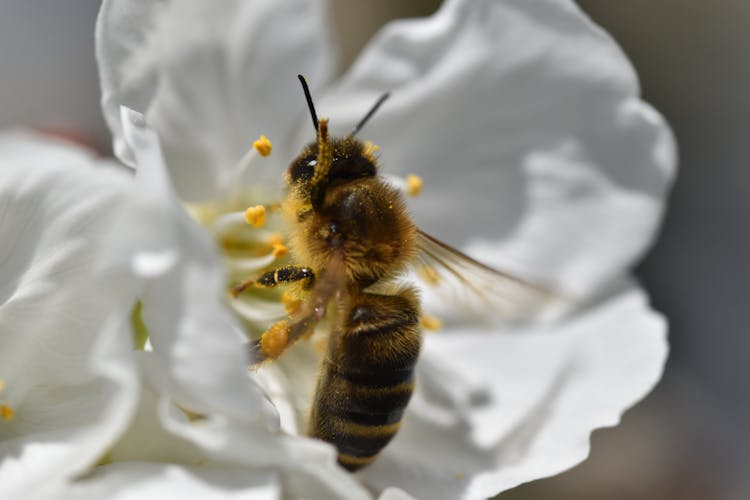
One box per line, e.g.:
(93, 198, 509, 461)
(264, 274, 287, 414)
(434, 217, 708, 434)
(308, 289, 422, 470)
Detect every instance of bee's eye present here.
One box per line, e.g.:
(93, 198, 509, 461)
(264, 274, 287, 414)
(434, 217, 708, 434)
(330, 154, 376, 182)
(289, 155, 316, 183)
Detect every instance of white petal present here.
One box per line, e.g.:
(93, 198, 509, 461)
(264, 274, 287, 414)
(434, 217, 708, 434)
(63, 462, 280, 500)
(316, 0, 676, 297)
(106, 353, 205, 465)
(107, 349, 369, 500)
(0, 134, 139, 498)
(358, 285, 667, 500)
(97, 0, 337, 201)
(157, 406, 373, 500)
(98, 109, 273, 423)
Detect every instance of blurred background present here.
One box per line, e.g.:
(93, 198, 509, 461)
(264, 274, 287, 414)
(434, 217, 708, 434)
(1, 1, 747, 498)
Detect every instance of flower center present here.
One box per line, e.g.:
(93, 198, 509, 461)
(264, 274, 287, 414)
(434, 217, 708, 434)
(184, 135, 291, 336)
(185, 135, 433, 340)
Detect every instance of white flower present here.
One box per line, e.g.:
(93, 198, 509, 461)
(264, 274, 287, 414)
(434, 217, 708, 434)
(96, 0, 676, 499)
(0, 123, 367, 499)
(0, 132, 139, 499)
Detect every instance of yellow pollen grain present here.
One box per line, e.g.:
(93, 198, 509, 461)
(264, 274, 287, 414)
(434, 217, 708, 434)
(245, 205, 266, 228)
(281, 292, 302, 314)
(406, 174, 423, 196)
(454, 472, 465, 480)
(0, 379, 4, 392)
(252, 135, 272, 157)
(267, 232, 284, 246)
(1, 404, 14, 421)
(260, 321, 290, 359)
(421, 314, 443, 331)
(362, 141, 380, 158)
(272, 243, 288, 258)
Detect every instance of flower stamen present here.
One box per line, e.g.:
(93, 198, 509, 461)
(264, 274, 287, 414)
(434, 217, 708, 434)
(421, 314, 443, 331)
(224, 134, 273, 205)
(406, 174, 423, 197)
(0, 383, 14, 421)
(267, 233, 284, 246)
(1, 405, 13, 421)
(252, 135, 273, 157)
(271, 242, 288, 258)
(245, 205, 267, 228)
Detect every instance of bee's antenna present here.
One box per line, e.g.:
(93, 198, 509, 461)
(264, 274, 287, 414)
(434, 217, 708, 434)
(350, 92, 390, 136)
(298, 74, 319, 132)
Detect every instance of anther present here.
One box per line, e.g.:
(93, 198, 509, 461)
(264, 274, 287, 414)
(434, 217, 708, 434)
(421, 315, 443, 331)
(253, 135, 272, 157)
(267, 233, 284, 246)
(245, 205, 267, 228)
(406, 174, 423, 197)
(272, 243, 288, 258)
(1, 404, 14, 421)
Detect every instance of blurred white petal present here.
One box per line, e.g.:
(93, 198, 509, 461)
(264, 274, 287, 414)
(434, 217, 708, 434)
(98, 107, 274, 424)
(316, 0, 676, 297)
(92, 0, 678, 498)
(64, 462, 280, 500)
(360, 285, 666, 499)
(97, 0, 338, 201)
(0, 133, 139, 498)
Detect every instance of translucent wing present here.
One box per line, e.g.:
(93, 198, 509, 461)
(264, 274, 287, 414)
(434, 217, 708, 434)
(414, 229, 565, 323)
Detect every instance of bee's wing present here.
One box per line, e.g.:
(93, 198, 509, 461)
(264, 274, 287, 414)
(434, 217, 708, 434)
(414, 229, 564, 323)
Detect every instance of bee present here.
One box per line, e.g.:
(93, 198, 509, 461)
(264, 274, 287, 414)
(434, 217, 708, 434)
(235, 75, 554, 471)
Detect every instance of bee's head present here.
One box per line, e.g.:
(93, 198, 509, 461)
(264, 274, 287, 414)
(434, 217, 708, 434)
(290, 75, 387, 200)
(287, 138, 377, 187)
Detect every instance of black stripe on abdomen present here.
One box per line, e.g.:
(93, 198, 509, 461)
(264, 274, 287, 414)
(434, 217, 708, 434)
(308, 289, 422, 470)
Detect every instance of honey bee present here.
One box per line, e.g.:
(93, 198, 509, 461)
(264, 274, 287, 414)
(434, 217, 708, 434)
(234, 75, 554, 471)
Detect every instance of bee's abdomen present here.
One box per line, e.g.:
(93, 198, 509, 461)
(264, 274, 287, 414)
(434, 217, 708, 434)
(308, 289, 422, 471)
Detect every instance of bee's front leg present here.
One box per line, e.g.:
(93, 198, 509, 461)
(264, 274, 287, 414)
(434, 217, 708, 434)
(231, 265, 315, 297)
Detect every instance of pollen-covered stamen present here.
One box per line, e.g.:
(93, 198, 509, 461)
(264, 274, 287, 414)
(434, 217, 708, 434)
(406, 174, 423, 197)
(272, 242, 288, 258)
(421, 314, 443, 331)
(384, 173, 426, 198)
(245, 205, 267, 228)
(224, 134, 273, 205)
(252, 134, 272, 157)
(0, 380, 14, 421)
(267, 233, 284, 246)
(1, 405, 13, 421)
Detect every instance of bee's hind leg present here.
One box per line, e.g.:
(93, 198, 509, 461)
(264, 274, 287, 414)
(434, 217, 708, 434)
(235, 265, 317, 364)
(249, 313, 318, 364)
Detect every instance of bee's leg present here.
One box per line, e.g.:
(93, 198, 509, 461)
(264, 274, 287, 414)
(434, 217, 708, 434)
(249, 313, 319, 364)
(231, 266, 315, 297)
